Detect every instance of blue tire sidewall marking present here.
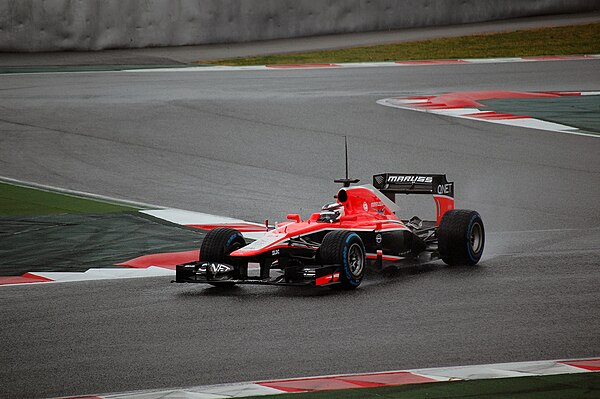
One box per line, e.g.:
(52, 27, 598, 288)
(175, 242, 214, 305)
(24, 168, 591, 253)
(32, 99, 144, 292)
(226, 233, 241, 247)
(343, 233, 361, 286)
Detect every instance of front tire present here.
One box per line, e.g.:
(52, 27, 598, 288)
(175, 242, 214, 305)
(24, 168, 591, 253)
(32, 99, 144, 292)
(438, 210, 485, 266)
(320, 230, 366, 289)
(200, 227, 247, 286)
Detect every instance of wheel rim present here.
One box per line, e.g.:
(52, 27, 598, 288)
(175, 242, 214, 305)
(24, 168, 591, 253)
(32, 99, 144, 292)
(347, 243, 364, 276)
(470, 222, 483, 254)
(227, 241, 242, 254)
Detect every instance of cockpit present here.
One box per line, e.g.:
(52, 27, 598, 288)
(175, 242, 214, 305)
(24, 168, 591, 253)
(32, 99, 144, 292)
(317, 202, 344, 223)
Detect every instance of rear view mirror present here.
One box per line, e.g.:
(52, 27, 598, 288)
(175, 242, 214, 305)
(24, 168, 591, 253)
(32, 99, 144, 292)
(287, 214, 301, 223)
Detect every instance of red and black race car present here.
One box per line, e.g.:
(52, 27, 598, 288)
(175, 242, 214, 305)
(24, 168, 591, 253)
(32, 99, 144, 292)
(175, 173, 484, 289)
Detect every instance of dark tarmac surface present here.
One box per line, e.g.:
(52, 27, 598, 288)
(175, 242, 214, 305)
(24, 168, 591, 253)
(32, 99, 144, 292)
(1, 61, 599, 231)
(1, 234, 598, 398)
(0, 59, 599, 397)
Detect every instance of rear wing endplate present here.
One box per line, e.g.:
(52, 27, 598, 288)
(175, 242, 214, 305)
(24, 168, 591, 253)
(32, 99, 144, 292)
(372, 173, 455, 225)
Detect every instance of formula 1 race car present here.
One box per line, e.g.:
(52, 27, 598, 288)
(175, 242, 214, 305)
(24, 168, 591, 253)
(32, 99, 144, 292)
(175, 172, 485, 289)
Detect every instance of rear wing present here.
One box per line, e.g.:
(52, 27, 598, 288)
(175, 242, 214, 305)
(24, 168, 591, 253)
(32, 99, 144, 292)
(372, 173, 455, 225)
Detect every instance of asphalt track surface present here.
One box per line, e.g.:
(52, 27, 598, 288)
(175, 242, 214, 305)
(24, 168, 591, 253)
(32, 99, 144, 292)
(1, 60, 599, 398)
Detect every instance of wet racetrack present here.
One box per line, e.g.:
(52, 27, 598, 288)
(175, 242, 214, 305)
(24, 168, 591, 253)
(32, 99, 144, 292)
(1, 60, 599, 398)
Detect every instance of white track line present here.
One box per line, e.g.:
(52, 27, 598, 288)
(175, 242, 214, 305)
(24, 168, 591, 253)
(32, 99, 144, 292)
(29, 267, 174, 283)
(141, 208, 262, 227)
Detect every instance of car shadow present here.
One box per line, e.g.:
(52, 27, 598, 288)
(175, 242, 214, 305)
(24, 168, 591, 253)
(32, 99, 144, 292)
(175, 283, 339, 298)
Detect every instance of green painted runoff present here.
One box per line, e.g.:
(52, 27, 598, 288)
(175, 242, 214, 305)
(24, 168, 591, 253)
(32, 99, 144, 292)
(0, 182, 139, 215)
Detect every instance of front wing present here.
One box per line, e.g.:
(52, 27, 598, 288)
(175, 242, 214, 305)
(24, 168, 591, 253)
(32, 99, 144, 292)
(174, 261, 342, 287)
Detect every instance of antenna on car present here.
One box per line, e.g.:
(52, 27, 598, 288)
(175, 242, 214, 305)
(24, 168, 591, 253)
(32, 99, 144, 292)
(334, 136, 360, 187)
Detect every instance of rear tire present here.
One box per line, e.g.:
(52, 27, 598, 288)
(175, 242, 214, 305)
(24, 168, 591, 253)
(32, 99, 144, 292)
(200, 228, 247, 286)
(320, 230, 366, 289)
(438, 210, 484, 266)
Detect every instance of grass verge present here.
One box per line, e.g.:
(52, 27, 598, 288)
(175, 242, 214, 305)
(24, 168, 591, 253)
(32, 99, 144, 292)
(203, 23, 600, 66)
(247, 373, 600, 399)
(0, 181, 139, 215)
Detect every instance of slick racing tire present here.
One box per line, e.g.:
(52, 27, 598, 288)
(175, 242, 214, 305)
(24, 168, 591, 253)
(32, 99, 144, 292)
(437, 210, 485, 266)
(200, 227, 247, 287)
(320, 230, 366, 289)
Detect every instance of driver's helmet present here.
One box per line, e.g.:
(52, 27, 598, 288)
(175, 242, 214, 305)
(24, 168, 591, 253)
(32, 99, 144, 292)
(318, 202, 344, 223)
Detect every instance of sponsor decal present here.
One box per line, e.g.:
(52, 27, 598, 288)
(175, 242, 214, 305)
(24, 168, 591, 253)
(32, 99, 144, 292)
(374, 175, 385, 185)
(387, 175, 433, 184)
(363, 202, 369, 212)
(198, 262, 233, 274)
(375, 234, 382, 244)
(272, 249, 280, 256)
(370, 201, 385, 214)
(436, 183, 453, 195)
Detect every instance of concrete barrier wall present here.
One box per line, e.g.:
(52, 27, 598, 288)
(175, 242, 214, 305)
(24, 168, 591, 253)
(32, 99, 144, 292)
(1, 0, 599, 52)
